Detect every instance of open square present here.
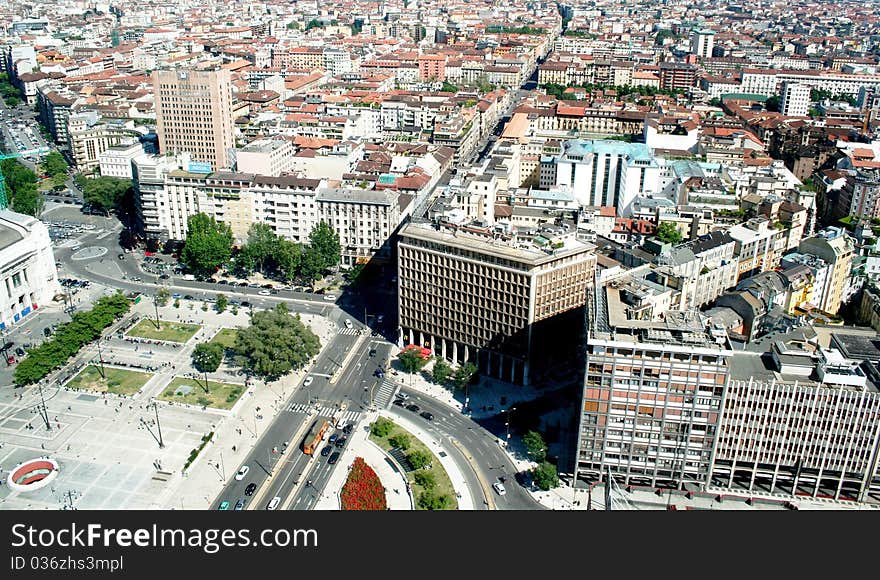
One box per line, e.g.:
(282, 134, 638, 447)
(65, 365, 152, 396)
(126, 319, 201, 343)
(157, 376, 246, 410)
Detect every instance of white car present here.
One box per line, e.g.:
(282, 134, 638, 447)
(323, 294, 336, 301)
(303, 376, 314, 387)
(235, 466, 250, 481)
(258, 289, 271, 295)
(492, 481, 507, 496)
(344, 319, 353, 329)
(266, 496, 281, 511)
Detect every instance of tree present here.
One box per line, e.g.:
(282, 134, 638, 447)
(191, 342, 224, 392)
(765, 95, 780, 112)
(244, 222, 278, 273)
(388, 433, 410, 450)
(452, 362, 478, 391)
(78, 175, 131, 212)
(414, 470, 435, 490)
(215, 293, 228, 313)
(11, 182, 44, 217)
(441, 81, 458, 93)
(308, 221, 341, 271)
(407, 450, 432, 470)
(398, 345, 429, 374)
(233, 303, 321, 381)
(181, 213, 233, 278)
(155, 287, 171, 307)
(655, 222, 682, 245)
(532, 461, 560, 491)
(299, 247, 325, 284)
(274, 239, 302, 282)
(370, 417, 393, 437)
(42, 151, 68, 180)
(417, 490, 451, 510)
(523, 430, 548, 462)
(432, 358, 452, 385)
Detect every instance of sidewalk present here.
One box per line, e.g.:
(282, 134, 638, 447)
(313, 411, 413, 511)
(146, 300, 338, 509)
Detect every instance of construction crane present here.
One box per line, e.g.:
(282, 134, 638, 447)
(0, 146, 51, 209)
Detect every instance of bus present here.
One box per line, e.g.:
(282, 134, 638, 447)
(302, 419, 329, 455)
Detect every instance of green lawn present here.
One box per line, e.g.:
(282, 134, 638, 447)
(157, 376, 246, 410)
(209, 328, 238, 350)
(127, 319, 201, 343)
(370, 418, 458, 510)
(66, 365, 151, 396)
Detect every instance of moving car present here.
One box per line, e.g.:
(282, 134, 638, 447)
(321, 445, 332, 457)
(344, 319, 353, 329)
(420, 411, 434, 421)
(328, 451, 340, 464)
(492, 481, 507, 496)
(245, 483, 257, 496)
(395, 392, 409, 401)
(218, 501, 230, 510)
(335, 436, 347, 448)
(235, 466, 250, 481)
(258, 289, 271, 296)
(323, 294, 336, 301)
(234, 498, 246, 510)
(328, 433, 338, 444)
(303, 376, 314, 387)
(266, 496, 281, 511)
(406, 404, 420, 413)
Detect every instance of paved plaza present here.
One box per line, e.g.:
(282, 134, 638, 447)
(0, 296, 337, 510)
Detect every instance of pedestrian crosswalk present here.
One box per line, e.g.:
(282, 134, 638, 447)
(286, 403, 362, 424)
(336, 327, 361, 336)
(373, 379, 398, 409)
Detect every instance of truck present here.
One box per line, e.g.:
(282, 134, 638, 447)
(302, 419, 329, 455)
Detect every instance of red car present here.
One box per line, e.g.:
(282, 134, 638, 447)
(7, 356, 16, 364)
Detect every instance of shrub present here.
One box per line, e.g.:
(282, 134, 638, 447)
(414, 470, 435, 490)
(389, 433, 410, 450)
(341, 457, 387, 510)
(417, 490, 451, 510)
(407, 450, 432, 470)
(370, 417, 393, 438)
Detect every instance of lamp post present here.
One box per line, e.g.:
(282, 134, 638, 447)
(504, 407, 516, 449)
(96, 334, 106, 379)
(153, 400, 164, 449)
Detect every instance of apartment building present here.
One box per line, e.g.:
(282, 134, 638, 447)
(154, 67, 234, 170)
(397, 221, 597, 385)
(67, 112, 141, 171)
(798, 227, 854, 315)
(235, 138, 295, 177)
(728, 217, 787, 280)
(98, 141, 145, 179)
(780, 82, 811, 117)
(577, 283, 733, 488)
(316, 188, 403, 265)
(652, 231, 739, 312)
(690, 29, 715, 59)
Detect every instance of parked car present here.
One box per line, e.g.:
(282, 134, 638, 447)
(235, 466, 249, 481)
(406, 404, 420, 413)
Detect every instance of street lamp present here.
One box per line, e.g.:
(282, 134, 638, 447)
(504, 407, 516, 449)
(96, 333, 106, 379)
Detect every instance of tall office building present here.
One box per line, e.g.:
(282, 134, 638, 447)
(690, 29, 715, 59)
(780, 82, 811, 117)
(154, 68, 234, 170)
(577, 282, 733, 488)
(397, 221, 597, 385)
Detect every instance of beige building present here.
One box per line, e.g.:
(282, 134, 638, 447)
(397, 221, 596, 385)
(67, 112, 141, 171)
(236, 138, 295, 176)
(154, 67, 234, 170)
(798, 227, 854, 315)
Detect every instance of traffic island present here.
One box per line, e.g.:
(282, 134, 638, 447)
(369, 417, 458, 510)
(126, 319, 201, 343)
(65, 365, 152, 396)
(157, 377, 246, 410)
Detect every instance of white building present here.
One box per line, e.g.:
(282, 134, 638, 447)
(98, 141, 145, 179)
(780, 82, 810, 117)
(0, 211, 60, 331)
(235, 138, 295, 177)
(690, 29, 715, 59)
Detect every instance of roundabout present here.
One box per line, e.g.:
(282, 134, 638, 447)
(70, 246, 107, 261)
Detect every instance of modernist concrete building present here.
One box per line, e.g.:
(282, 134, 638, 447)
(577, 282, 733, 488)
(397, 221, 597, 385)
(0, 211, 60, 331)
(154, 67, 234, 170)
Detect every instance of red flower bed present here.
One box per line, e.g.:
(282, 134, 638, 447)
(341, 457, 387, 511)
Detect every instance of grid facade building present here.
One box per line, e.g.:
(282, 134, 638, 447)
(577, 283, 733, 488)
(154, 68, 234, 170)
(397, 222, 596, 385)
(712, 378, 880, 502)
